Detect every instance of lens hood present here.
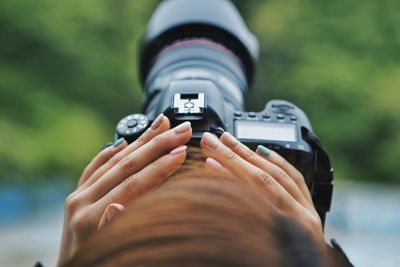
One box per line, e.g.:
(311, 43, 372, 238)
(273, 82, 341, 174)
(139, 0, 259, 87)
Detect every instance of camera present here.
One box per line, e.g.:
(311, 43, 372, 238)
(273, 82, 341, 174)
(115, 0, 333, 225)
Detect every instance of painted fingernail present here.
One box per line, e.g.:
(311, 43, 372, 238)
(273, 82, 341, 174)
(106, 205, 121, 222)
(206, 157, 222, 171)
(170, 145, 187, 155)
(202, 132, 219, 149)
(151, 114, 164, 130)
(222, 132, 238, 147)
(113, 137, 125, 147)
(257, 145, 270, 157)
(174, 121, 191, 134)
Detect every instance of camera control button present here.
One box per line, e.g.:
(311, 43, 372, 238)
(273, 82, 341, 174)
(262, 113, 271, 119)
(290, 115, 297, 121)
(277, 113, 285, 120)
(234, 111, 242, 117)
(248, 112, 257, 118)
(127, 119, 138, 128)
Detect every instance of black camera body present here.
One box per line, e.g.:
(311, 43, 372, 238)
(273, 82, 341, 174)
(114, 0, 333, 225)
(117, 80, 314, 185)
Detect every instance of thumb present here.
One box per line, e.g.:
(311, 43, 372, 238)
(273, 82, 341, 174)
(98, 203, 125, 230)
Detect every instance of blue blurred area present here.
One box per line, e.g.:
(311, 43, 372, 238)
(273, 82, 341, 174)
(0, 182, 70, 226)
(327, 182, 400, 235)
(325, 183, 400, 267)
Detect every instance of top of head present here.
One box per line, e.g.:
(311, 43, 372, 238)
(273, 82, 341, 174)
(139, 0, 259, 87)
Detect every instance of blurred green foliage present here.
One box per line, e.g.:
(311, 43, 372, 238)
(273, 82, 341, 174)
(0, 0, 399, 184)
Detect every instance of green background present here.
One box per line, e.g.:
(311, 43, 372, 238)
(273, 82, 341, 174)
(1, 0, 399, 185)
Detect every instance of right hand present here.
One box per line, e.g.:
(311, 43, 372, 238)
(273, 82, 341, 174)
(200, 131, 325, 248)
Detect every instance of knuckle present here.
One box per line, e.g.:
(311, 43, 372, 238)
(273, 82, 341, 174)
(118, 154, 134, 168)
(71, 212, 90, 234)
(276, 168, 289, 181)
(246, 149, 258, 162)
(109, 153, 122, 166)
(65, 193, 81, 214)
(231, 139, 240, 149)
(275, 195, 285, 209)
(123, 175, 142, 196)
(226, 151, 238, 161)
(276, 157, 287, 168)
(307, 211, 322, 229)
(255, 170, 274, 186)
(288, 168, 305, 186)
(293, 171, 305, 183)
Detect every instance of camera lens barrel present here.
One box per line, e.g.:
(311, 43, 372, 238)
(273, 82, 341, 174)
(140, 0, 259, 88)
(143, 39, 247, 114)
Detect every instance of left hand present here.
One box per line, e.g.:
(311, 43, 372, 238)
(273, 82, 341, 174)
(200, 131, 324, 247)
(57, 115, 192, 266)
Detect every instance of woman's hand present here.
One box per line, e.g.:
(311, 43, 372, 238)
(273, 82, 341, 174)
(57, 115, 192, 266)
(200, 131, 324, 247)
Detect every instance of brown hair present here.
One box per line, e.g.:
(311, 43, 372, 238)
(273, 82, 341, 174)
(65, 147, 332, 267)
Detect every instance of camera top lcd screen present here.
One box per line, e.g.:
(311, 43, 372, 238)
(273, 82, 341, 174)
(235, 121, 297, 142)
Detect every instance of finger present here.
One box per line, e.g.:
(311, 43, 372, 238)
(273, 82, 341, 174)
(95, 145, 187, 211)
(204, 157, 237, 179)
(220, 132, 311, 208)
(201, 132, 301, 213)
(78, 139, 128, 187)
(79, 114, 170, 190)
(85, 122, 192, 201)
(256, 145, 312, 203)
(98, 203, 125, 230)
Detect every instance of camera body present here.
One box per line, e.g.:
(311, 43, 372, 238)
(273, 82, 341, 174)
(115, 78, 333, 225)
(116, 80, 314, 187)
(114, 0, 333, 225)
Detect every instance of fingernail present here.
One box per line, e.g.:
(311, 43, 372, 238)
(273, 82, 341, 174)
(206, 157, 222, 170)
(113, 137, 125, 147)
(257, 145, 270, 157)
(174, 121, 191, 134)
(170, 145, 187, 155)
(222, 132, 238, 147)
(151, 114, 164, 130)
(106, 205, 120, 222)
(202, 132, 219, 149)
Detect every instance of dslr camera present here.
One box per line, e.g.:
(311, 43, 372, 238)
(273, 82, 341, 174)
(114, 0, 333, 225)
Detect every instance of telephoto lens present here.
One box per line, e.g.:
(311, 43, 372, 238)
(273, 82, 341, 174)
(139, 0, 259, 126)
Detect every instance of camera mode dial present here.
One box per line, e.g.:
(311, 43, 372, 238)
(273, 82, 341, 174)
(116, 114, 149, 143)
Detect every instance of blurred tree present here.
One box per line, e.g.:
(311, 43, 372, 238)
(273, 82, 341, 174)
(0, 0, 399, 184)
(245, 0, 400, 183)
(0, 0, 158, 182)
